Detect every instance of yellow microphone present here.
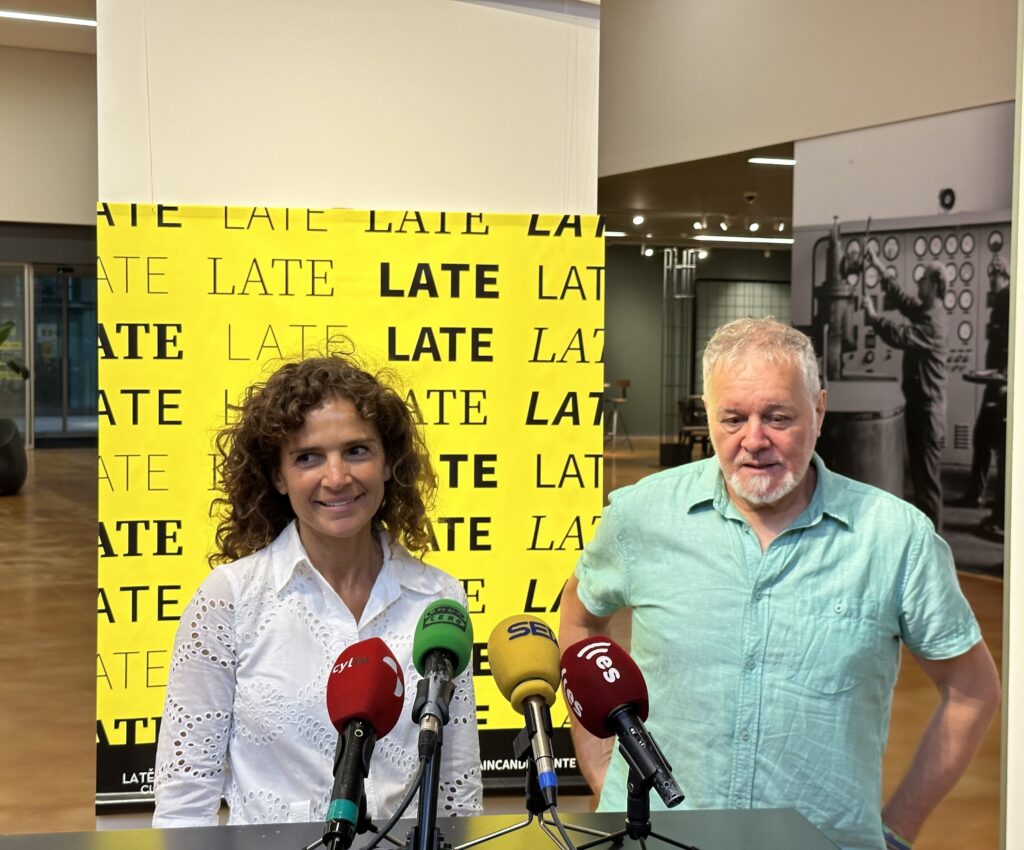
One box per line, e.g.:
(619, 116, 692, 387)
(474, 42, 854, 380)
(487, 615, 561, 808)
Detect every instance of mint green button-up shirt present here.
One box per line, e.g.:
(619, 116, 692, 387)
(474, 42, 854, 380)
(575, 454, 981, 850)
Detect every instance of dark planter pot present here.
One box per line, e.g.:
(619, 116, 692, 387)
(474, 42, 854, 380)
(0, 418, 28, 495)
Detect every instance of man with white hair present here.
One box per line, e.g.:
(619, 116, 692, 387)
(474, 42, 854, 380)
(560, 318, 1000, 850)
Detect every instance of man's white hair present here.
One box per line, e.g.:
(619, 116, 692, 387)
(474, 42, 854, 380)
(702, 317, 821, 403)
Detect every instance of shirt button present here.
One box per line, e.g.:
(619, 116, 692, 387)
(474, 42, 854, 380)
(741, 729, 750, 741)
(834, 602, 845, 614)
(754, 591, 764, 601)
(745, 658, 756, 671)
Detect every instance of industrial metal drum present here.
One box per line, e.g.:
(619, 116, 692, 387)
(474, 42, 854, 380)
(816, 380, 905, 497)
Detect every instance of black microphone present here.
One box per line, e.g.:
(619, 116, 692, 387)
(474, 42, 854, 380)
(487, 615, 562, 809)
(561, 637, 683, 808)
(410, 599, 474, 756)
(323, 638, 405, 850)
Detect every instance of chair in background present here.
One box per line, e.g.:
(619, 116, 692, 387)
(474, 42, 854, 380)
(677, 396, 712, 463)
(606, 378, 634, 452)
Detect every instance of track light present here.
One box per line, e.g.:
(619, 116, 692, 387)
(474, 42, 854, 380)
(694, 235, 794, 245)
(719, 219, 729, 231)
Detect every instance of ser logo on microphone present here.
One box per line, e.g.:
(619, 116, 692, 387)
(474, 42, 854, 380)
(505, 620, 557, 643)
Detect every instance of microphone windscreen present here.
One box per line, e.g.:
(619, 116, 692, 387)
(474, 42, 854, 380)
(412, 599, 473, 677)
(326, 637, 405, 739)
(560, 636, 649, 739)
(487, 615, 560, 712)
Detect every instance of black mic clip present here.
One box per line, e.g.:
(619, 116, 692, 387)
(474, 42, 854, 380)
(411, 676, 454, 727)
(608, 709, 684, 809)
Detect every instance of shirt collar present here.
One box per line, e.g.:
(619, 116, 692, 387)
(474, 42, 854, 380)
(687, 452, 851, 529)
(268, 520, 439, 594)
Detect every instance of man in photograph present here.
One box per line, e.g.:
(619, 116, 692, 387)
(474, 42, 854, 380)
(863, 252, 947, 530)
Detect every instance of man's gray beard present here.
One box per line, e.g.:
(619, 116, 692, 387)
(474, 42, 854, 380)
(726, 466, 801, 506)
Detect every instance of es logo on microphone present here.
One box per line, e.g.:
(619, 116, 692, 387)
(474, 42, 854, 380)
(561, 669, 583, 718)
(506, 620, 557, 644)
(577, 640, 620, 683)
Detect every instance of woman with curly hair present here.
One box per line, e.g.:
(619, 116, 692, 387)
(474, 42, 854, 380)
(153, 354, 482, 827)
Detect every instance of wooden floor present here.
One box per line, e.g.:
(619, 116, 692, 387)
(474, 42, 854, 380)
(0, 443, 1004, 848)
(0, 447, 97, 834)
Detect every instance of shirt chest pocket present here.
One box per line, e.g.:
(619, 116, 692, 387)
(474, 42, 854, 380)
(781, 596, 882, 695)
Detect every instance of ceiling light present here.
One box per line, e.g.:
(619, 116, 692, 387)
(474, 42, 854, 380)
(0, 9, 96, 25)
(719, 220, 729, 231)
(693, 221, 703, 231)
(632, 214, 645, 226)
(643, 247, 654, 257)
(694, 234, 794, 245)
(698, 250, 709, 260)
(605, 231, 626, 237)
(645, 232, 653, 238)
(747, 157, 796, 166)
(748, 222, 760, 232)
(776, 222, 785, 232)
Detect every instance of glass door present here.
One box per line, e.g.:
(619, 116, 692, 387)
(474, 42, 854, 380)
(0, 264, 31, 445)
(33, 264, 97, 443)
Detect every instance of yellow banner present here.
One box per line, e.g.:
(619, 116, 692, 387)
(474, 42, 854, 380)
(96, 204, 604, 794)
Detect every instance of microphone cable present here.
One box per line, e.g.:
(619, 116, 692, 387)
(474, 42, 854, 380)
(359, 756, 430, 850)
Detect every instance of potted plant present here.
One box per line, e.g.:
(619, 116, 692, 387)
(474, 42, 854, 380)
(0, 319, 29, 495)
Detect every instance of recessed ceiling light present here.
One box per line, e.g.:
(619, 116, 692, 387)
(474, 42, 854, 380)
(747, 157, 796, 166)
(749, 222, 760, 232)
(645, 232, 652, 238)
(0, 9, 96, 25)
(776, 222, 785, 232)
(643, 247, 654, 257)
(698, 250, 709, 260)
(632, 214, 645, 226)
(693, 221, 703, 231)
(719, 220, 729, 231)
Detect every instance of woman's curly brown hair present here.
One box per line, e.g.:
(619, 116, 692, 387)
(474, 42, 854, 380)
(210, 354, 436, 565)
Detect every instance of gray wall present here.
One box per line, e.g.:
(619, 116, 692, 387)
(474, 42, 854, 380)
(605, 244, 791, 436)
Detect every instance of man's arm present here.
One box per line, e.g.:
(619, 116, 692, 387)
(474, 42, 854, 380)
(881, 640, 1001, 842)
(866, 244, 920, 316)
(559, 574, 617, 795)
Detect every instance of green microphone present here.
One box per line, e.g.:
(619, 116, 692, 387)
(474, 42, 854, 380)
(411, 599, 473, 756)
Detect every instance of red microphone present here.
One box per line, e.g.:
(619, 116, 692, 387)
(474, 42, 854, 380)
(324, 637, 406, 850)
(561, 637, 683, 807)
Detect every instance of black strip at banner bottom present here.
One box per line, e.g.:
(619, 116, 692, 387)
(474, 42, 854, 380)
(479, 728, 587, 792)
(97, 727, 588, 802)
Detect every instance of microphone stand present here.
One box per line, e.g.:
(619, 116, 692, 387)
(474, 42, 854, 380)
(302, 811, 404, 850)
(561, 767, 701, 850)
(407, 725, 450, 850)
(455, 726, 577, 850)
